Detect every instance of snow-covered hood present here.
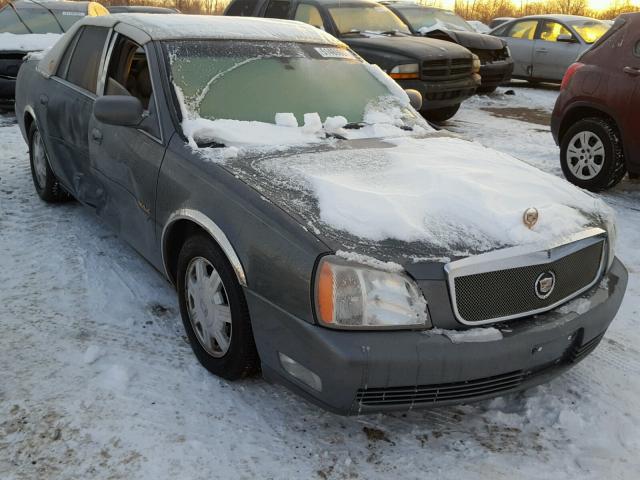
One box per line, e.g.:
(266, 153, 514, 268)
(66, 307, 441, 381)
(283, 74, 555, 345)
(0, 33, 61, 53)
(419, 28, 506, 51)
(222, 134, 612, 264)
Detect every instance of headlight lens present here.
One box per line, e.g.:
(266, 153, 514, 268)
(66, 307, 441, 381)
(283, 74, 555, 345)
(389, 63, 420, 80)
(472, 54, 481, 73)
(315, 256, 429, 329)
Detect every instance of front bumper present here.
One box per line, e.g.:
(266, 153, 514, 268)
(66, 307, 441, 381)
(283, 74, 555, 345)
(479, 59, 514, 88)
(248, 258, 627, 415)
(398, 75, 480, 110)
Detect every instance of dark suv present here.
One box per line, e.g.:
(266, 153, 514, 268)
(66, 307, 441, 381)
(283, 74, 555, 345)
(551, 13, 640, 191)
(224, 0, 481, 122)
(381, 2, 513, 93)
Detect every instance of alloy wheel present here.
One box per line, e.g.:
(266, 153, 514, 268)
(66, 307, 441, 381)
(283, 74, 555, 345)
(566, 131, 605, 180)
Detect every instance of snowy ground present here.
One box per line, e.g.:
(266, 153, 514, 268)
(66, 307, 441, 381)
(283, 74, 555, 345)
(1, 85, 639, 479)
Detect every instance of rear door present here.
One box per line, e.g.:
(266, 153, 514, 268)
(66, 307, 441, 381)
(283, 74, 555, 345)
(42, 25, 110, 202)
(532, 20, 582, 81)
(88, 33, 167, 257)
(498, 19, 538, 78)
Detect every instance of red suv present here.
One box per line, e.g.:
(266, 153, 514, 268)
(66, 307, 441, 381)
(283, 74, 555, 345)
(551, 13, 640, 191)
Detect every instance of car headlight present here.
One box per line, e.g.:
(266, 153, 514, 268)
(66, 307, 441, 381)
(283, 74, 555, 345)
(314, 255, 430, 329)
(389, 63, 420, 80)
(472, 54, 481, 73)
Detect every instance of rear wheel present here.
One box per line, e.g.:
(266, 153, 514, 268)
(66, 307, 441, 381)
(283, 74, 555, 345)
(560, 117, 626, 192)
(422, 103, 461, 123)
(28, 123, 70, 202)
(177, 234, 259, 380)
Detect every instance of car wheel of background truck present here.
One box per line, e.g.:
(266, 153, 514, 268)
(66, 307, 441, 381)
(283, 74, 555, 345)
(177, 233, 259, 380)
(560, 117, 626, 192)
(28, 123, 71, 203)
(476, 86, 498, 94)
(422, 103, 461, 123)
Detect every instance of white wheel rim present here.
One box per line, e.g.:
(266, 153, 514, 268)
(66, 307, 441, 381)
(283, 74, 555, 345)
(32, 130, 48, 189)
(566, 131, 606, 180)
(185, 257, 232, 358)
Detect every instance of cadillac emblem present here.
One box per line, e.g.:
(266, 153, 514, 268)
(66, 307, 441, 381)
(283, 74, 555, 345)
(535, 271, 556, 299)
(523, 207, 539, 229)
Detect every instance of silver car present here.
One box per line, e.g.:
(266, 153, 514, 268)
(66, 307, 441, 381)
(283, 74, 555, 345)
(490, 15, 610, 82)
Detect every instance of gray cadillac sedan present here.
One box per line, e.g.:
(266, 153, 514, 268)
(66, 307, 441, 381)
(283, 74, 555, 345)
(15, 14, 627, 414)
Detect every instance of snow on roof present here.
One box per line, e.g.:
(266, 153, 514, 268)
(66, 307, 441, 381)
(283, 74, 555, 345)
(95, 14, 344, 45)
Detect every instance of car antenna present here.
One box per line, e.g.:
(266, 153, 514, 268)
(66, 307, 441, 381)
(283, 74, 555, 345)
(25, 0, 66, 33)
(7, 1, 34, 34)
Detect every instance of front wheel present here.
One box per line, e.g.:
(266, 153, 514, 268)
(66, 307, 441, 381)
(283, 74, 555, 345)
(177, 234, 259, 380)
(28, 123, 70, 202)
(422, 103, 461, 123)
(560, 117, 626, 192)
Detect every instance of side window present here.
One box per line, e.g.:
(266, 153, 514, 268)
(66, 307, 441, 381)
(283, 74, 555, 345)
(294, 4, 325, 30)
(64, 26, 109, 93)
(538, 21, 572, 42)
(226, 0, 259, 16)
(264, 0, 290, 19)
(56, 29, 81, 78)
(104, 35, 160, 138)
(506, 20, 538, 40)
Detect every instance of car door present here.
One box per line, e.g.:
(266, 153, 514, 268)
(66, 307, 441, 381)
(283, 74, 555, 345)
(532, 20, 582, 82)
(498, 19, 538, 78)
(624, 31, 640, 165)
(40, 25, 110, 202)
(88, 33, 168, 257)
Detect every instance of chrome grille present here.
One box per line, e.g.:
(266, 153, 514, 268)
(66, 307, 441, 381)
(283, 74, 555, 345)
(445, 229, 607, 325)
(422, 58, 472, 80)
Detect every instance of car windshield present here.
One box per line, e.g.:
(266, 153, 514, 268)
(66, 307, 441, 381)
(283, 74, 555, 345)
(328, 5, 411, 35)
(0, 5, 63, 34)
(166, 40, 408, 125)
(399, 8, 474, 33)
(568, 19, 610, 44)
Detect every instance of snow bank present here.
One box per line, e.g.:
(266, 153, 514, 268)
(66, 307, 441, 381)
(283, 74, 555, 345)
(0, 33, 61, 52)
(261, 135, 610, 251)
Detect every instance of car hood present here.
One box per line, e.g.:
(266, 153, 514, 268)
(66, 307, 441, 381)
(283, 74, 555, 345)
(220, 133, 611, 267)
(343, 34, 473, 60)
(420, 29, 506, 50)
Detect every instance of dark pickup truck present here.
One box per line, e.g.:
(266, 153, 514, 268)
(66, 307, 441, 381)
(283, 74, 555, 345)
(225, 0, 481, 122)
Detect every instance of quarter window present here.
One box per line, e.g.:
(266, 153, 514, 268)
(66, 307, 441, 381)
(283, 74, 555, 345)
(506, 20, 538, 40)
(294, 4, 325, 30)
(64, 26, 109, 93)
(264, 0, 290, 19)
(538, 21, 572, 42)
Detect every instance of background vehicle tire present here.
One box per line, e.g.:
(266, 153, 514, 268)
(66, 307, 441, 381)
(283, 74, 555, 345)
(560, 117, 626, 192)
(476, 86, 498, 94)
(422, 103, 461, 123)
(28, 123, 71, 203)
(177, 233, 259, 380)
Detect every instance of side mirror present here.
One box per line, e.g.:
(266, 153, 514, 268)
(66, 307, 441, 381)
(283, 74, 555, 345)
(557, 34, 577, 43)
(93, 95, 144, 127)
(405, 89, 423, 111)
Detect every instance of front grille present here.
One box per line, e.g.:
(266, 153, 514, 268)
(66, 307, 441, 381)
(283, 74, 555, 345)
(449, 236, 605, 324)
(422, 57, 472, 80)
(472, 48, 509, 64)
(356, 370, 525, 407)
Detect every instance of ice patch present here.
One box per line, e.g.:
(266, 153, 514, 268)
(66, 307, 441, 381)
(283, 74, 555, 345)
(83, 345, 103, 365)
(97, 365, 130, 393)
(275, 112, 299, 128)
(428, 327, 503, 343)
(336, 250, 404, 272)
(556, 297, 591, 315)
(303, 113, 323, 133)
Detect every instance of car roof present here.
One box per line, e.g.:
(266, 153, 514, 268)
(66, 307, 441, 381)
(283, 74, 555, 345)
(308, 0, 381, 6)
(107, 6, 178, 14)
(511, 14, 603, 22)
(10, 0, 91, 11)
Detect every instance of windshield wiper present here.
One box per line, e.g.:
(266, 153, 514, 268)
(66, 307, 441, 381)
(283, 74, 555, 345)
(340, 29, 362, 36)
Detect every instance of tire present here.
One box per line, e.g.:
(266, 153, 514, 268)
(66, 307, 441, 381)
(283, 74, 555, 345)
(177, 233, 259, 380)
(560, 117, 626, 192)
(476, 85, 498, 94)
(28, 123, 70, 202)
(422, 103, 461, 123)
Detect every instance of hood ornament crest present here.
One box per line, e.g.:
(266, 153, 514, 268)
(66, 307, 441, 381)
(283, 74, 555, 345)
(523, 208, 539, 229)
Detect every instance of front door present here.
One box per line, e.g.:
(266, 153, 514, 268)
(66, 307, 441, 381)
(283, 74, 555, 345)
(41, 25, 110, 203)
(501, 19, 538, 78)
(88, 33, 167, 257)
(532, 20, 582, 82)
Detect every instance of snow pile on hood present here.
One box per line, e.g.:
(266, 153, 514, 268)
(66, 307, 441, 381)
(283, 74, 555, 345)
(0, 33, 61, 52)
(260, 136, 610, 251)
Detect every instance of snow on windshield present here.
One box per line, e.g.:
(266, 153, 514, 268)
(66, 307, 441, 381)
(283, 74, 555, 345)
(0, 32, 61, 52)
(257, 135, 611, 251)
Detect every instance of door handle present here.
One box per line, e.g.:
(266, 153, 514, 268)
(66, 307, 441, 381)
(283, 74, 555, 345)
(536, 48, 548, 54)
(91, 128, 103, 144)
(623, 66, 640, 76)
(39, 94, 48, 106)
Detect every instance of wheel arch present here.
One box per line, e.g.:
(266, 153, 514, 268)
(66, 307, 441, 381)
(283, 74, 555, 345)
(558, 104, 620, 146)
(161, 209, 247, 288)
